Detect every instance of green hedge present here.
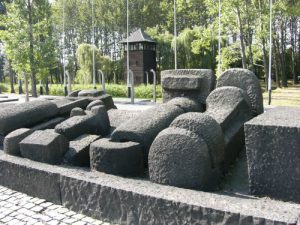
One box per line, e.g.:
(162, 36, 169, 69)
(48, 84, 162, 99)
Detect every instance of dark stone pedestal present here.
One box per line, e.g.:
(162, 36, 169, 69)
(245, 107, 300, 203)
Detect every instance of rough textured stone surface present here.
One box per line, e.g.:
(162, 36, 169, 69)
(20, 130, 69, 165)
(68, 90, 81, 97)
(0, 152, 62, 204)
(0, 152, 299, 225)
(57, 98, 90, 116)
(97, 94, 117, 110)
(90, 105, 110, 136)
(64, 134, 100, 167)
(70, 107, 86, 117)
(166, 97, 203, 112)
(0, 100, 59, 135)
(78, 89, 104, 97)
(90, 138, 144, 177)
(86, 99, 104, 110)
(31, 117, 66, 130)
(111, 104, 184, 163)
(108, 109, 141, 130)
(60, 169, 300, 225)
(55, 106, 110, 140)
(3, 128, 33, 156)
(55, 115, 97, 140)
(170, 113, 225, 167)
(0, 135, 4, 147)
(149, 127, 212, 190)
(161, 69, 215, 104)
(162, 75, 203, 90)
(245, 107, 300, 203)
(217, 68, 264, 116)
(205, 87, 253, 168)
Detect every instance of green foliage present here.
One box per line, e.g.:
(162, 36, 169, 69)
(0, 83, 8, 93)
(76, 43, 110, 85)
(48, 83, 162, 99)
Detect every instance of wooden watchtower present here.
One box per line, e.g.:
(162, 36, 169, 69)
(121, 29, 157, 85)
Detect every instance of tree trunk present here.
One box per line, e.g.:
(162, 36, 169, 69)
(273, 38, 281, 88)
(258, 0, 269, 87)
(245, 0, 254, 72)
(275, 37, 282, 88)
(8, 60, 15, 93)
(280, 20, 287, 87)
(236, 5, 247, 69)
(27, 0, 37, 97)
(291, 17, 298, 84)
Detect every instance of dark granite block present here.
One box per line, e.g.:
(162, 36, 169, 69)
(59, 170, 300, 225)
(4, 128, 33, 156)
(31, 117, 66, 131)
(0, 100, 58, 135)
(111, 104, 184, 163)
(149, 127, 212, 190)
(64, 134, 100, 166)
(0, 153, 61, 204)
(217, 68, 264, 116)
(57, 98, 90, 116)
(20, 130, 69, 165)
(162, 75, 203, 90)
(161, 69, 216, 104)
(245, 107, 300, 203)
(90, 138, 144, 177)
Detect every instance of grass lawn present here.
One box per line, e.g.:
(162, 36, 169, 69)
(262, 82, 300, 107)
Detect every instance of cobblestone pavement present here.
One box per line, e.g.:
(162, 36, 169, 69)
(0, 185, 113, 225)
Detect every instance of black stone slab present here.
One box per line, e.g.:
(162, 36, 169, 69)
(0, 98, 19, 103)
(0, 100, 59, 135)
(245, 106, 300, 203)
(0, 152, 299, 225)
(0, 152, 62, 204)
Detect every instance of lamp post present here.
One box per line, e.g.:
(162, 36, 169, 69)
(174, 0, 177, 70)
(62, 0, 66, 94)
(92, 0, 96, 89)
(268, 0, 272, 105)
(218, 0, 222, 75)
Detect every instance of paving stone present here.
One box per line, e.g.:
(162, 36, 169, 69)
(0, 100, 59, 136)
(20, 129, 69, 165)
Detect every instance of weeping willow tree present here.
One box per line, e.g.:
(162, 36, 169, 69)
(76, 43, 102, 85)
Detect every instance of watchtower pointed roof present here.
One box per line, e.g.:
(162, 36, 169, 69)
(121, 29, 156, 44)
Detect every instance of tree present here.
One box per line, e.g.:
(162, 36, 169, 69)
(0, 0, 56, 96)
(76, 43, 109, 85)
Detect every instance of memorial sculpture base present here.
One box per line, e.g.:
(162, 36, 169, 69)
(0, 151, 299, 225)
